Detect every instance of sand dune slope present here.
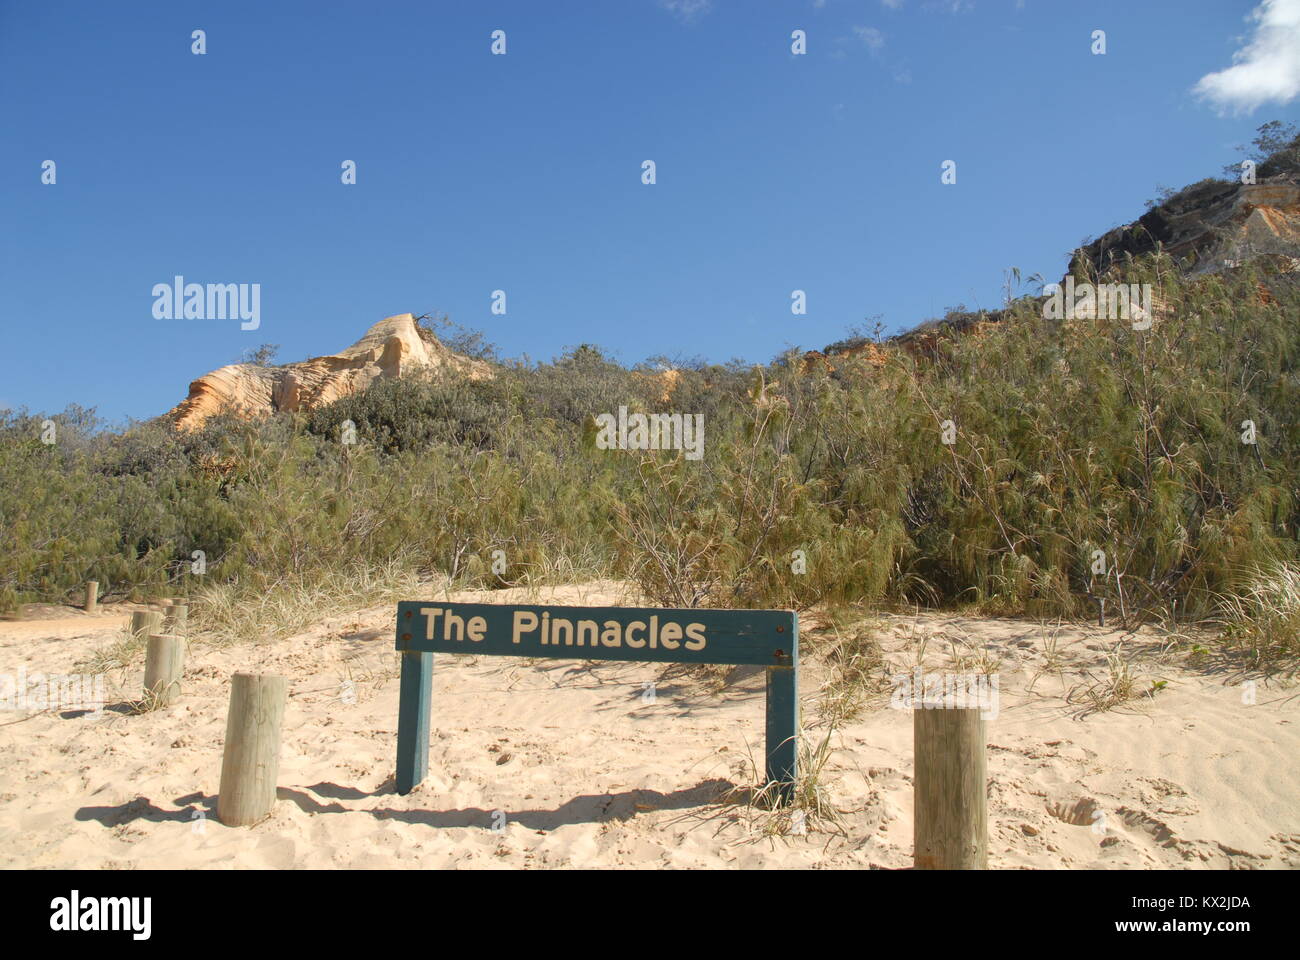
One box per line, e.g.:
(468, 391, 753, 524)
(1, 584, 1296, 869)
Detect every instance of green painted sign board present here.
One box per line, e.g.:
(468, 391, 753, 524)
(394, 601, 799, 799)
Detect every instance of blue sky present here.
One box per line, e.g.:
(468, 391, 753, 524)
(2, 0, 1298, 424)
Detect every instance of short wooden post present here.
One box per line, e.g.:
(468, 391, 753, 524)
(165, 603, 188, 635)
(84, 581, 99, 614)
(129, 610, 164, 640)
(217, 673, 288, 827)
(142, 634, 186, 708)
(914, 707, 987, 869)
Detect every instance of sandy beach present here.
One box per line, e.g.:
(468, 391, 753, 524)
(1, 582, 1296, 870)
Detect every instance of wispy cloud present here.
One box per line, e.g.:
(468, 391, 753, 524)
(1194, 0, 1300, 113)
(659, 0, 713, 24)
(831, 25, 885, 59)
(881, 1, 979, 11)
(832, 24, 911, 81)
(853, 25, 886, 52)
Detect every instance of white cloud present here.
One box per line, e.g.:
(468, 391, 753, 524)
(659, 0, 713, 23)
(1194, 0, 1300, 112)
(853, 25, 886, 51)
(883, 0, 979, 10)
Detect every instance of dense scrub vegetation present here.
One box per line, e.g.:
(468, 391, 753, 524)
(3, 250, 1296, 660)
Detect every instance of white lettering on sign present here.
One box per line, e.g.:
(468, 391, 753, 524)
(420, 607, 487, 642)
(417, 607, 709, 650)
(511, 610, 706, 650)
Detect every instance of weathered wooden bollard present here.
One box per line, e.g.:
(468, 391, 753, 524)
(129, 610, 164, 640)
(84, 581, 99, 614)
(217, 673, 288, 827)
(165, 602, 188, 635)
(142, 633, 186, 708)
(914, 707, 987, 869)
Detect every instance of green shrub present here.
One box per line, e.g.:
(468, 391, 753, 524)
(2, 253, 1296, 638)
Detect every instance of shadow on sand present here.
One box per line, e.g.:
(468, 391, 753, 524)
(75, 778, 734, 833)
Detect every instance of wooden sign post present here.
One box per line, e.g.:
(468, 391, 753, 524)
(394, 602, 798, 799)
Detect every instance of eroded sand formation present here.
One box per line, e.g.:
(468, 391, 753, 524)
(168, 314, 492, 430)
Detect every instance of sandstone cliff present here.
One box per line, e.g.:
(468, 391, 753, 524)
(806, 174, 1300, 371)
(168, 314, 491, 430)
(1072, 176, 1300, 276)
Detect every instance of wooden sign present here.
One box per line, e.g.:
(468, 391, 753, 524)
(394, 601, 798, 798)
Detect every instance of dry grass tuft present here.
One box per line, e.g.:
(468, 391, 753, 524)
(813, 615, 888, 727)
(189, 557, 429, 647)
(1066, 643, 1167, 715)
(1216, 563, 1300, 672)
(718, 725, 849, 843)
(74, 628, 146, 676)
